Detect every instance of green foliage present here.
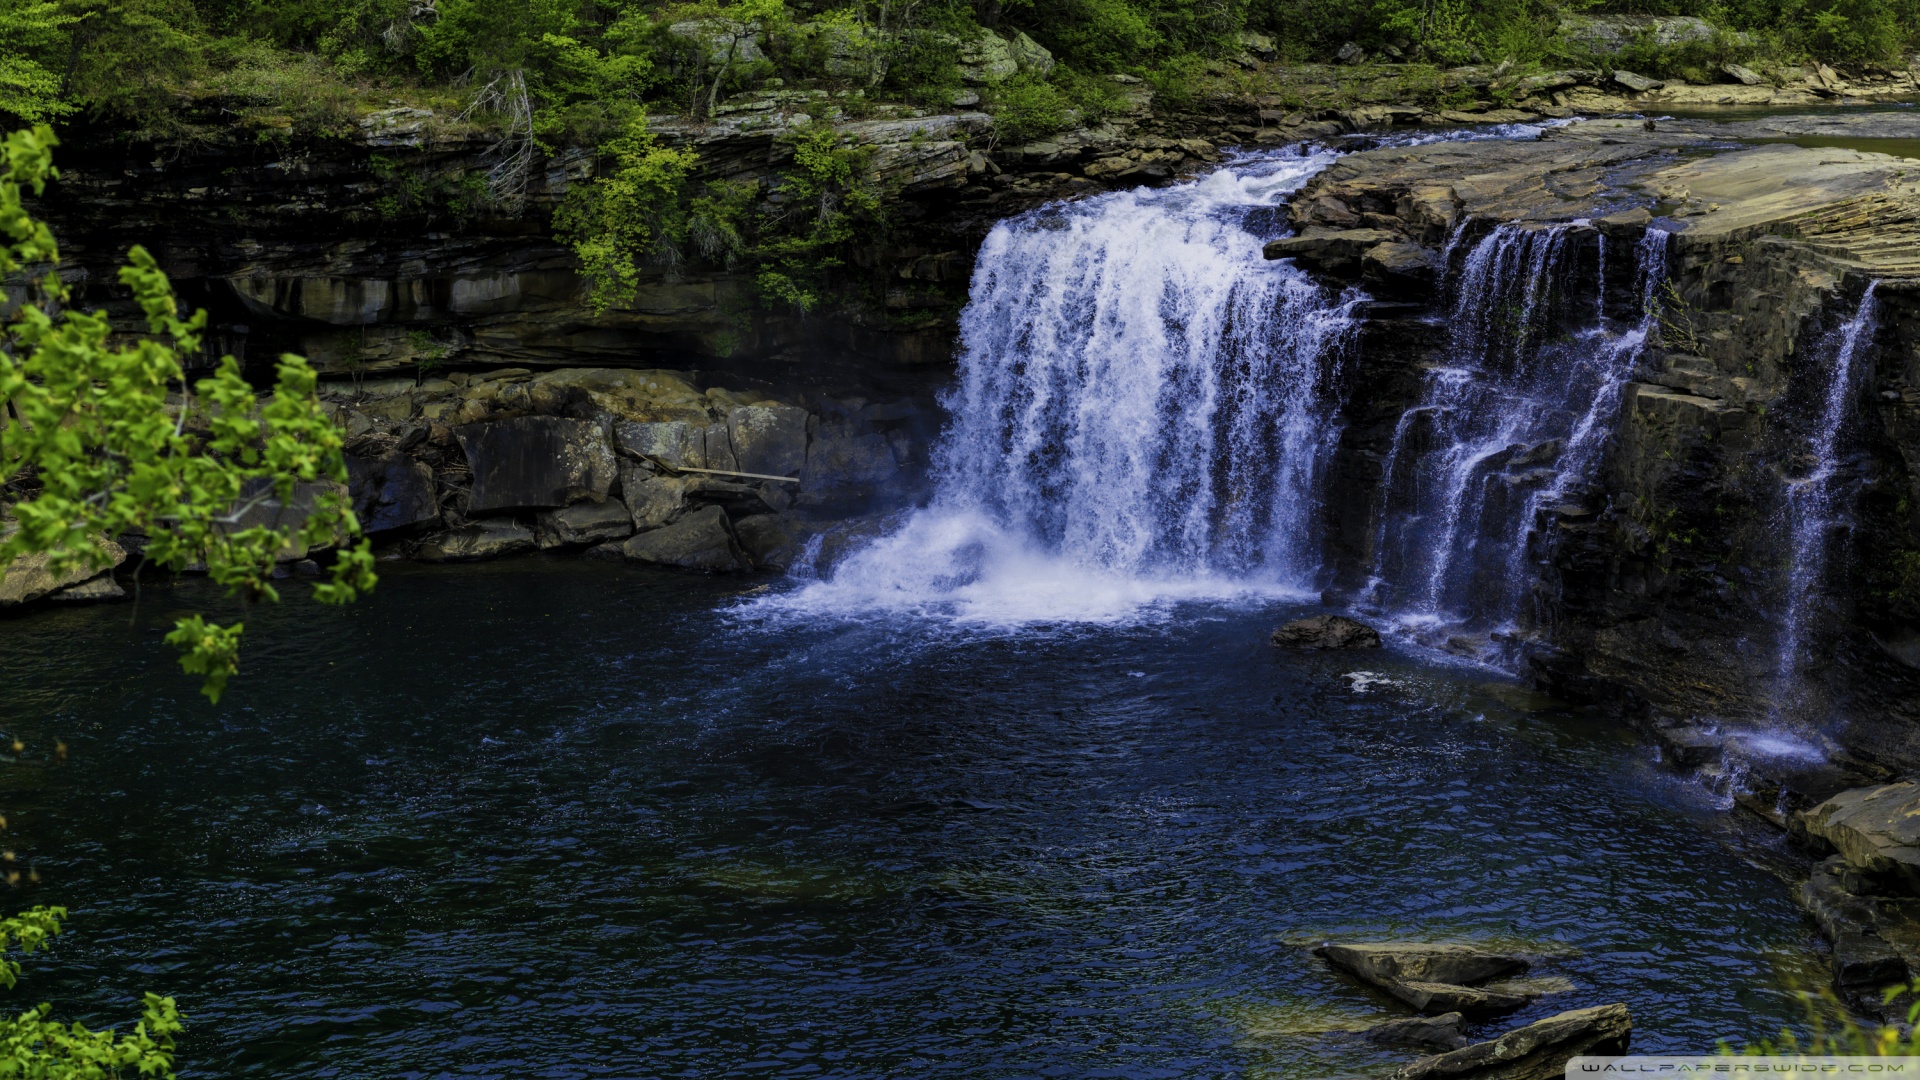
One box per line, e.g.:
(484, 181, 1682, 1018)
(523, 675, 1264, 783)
(0, 907, 184, 1079)
(553, 111, 702, 312)
(0, 126, 376, 702)
(752, 122, 882, 312)
(0, 0, 76, 123)
(987, 72, 1069, 141)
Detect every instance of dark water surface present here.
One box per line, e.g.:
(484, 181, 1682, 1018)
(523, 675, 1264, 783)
(0, 560, 1819, 1078)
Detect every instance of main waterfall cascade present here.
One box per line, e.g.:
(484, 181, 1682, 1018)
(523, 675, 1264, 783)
(771, 148, 1365, 623)
(763, 140, 1669, 643)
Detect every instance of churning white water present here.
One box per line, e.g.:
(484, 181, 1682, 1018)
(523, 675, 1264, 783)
(765, 150, 1361, 624)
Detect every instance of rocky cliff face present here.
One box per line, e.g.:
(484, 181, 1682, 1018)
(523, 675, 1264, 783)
(1277, 114, 1920, 778)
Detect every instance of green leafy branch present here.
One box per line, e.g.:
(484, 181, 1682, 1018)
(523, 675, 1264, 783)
(0, 125, 376, 702)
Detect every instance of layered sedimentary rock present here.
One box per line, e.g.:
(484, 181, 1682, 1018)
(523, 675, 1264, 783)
(1269, 114, 1920, 773)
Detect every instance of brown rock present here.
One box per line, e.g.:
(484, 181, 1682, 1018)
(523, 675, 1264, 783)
(1393, 1003, 1631, 1079)
(1271, 615, 1383, 649)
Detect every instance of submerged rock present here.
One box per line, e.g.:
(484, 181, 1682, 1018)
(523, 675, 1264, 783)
(1271, 615, 1383, 649)
(1367, 1012, 1470, 1052)
(1393, 1003, 1631, 1080)
(1386, 980, 1534, 1018)
(621, 505, 750, 572)
(47, 573, 127, 603)
(416, 519, 537, 562)
(1318, 942, 1534, 1017)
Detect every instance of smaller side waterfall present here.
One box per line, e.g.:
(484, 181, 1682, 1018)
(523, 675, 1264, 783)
(1773, 282, 1882, 707)
(1362, 221, 1667, 641)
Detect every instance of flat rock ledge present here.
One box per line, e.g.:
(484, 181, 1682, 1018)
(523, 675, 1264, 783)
(1316, 942, 1531, 1018)
(1271, 615, 1382, 649)
(1790, 782, 1920, 1009)
(1393, 1003, 1632, 1080)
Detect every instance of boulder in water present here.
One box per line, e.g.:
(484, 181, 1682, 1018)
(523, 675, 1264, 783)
(1367, 1012, 1470, 1052)
(1387, 980, 1535, 1018)
(1317, 943, 1528, 987)
(1392, 1003, 1631, 1080)
(416, 519, 537, 562)
(622, 505, 750, 572)
(535, 501, 634, 549)
(1799, 782, 1920, 888)
(1319, 942, 1534, 1018)
(1271, 615, 1382, 649)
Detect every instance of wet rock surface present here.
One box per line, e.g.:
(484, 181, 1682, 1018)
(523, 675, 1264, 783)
(1271, 615, 1383, 649)
(1317, 942, 1535, 1019)
(1392, 1003, 1632, 1080)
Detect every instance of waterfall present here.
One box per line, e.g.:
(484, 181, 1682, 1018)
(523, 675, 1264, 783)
(1774, 282, 1881, 705)
(1363, 222, 1668, 641)
(769, 150, 1362, 624)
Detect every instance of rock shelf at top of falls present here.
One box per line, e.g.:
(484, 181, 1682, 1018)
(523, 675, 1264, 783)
(1267, 114, 1920, 286)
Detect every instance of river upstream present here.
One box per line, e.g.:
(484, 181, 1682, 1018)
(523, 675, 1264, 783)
(4, 564, 1818, 1078)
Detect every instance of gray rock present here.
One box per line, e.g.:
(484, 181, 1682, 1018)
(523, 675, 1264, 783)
(1393, 1003, 1631, 1080)
(1612, 69, 1665, 93)
(1800, 783, 1920, 888)
(221, 478, 349, 559)
(1368, 1012, 1471, 1052)
(1271, 615, 1383, 649)
(1317, 943, 1528, 987)
(1363, 242, 1439, 288)
(0, 532, 126, 606)
(47, 573, 127, 603)
(1007, 30, 1055, 78)
(615, 420, 706, 469)
(1265, 228, 1404, 274)
(1594, 207, 1653, 236)
(734, 513, 800, 570)
(1723, 62, 1764, 86)
(1387, 980, 1536, 1018)
(727, 404, 810, 477)
(348, 451, 440, 534)
(1798, 855, 1916, 989)
(535, 500, 634, 549)
(457, 416, 617, 512)
(804, 422, 901, 495)
(667, 18, 764, 65)
(1561, 14, 1719, 53)
(621, 505, 750, 572)
(704, 422, 739, 472)
(416, 519, 536, 562)
(623, 466, 688, 530)
(1336, 41, 1366, 64)
(952, 28, 1019, 84)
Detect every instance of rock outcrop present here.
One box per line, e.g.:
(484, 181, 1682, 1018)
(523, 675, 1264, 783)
(0, 532, 127, 607)
(1316, 943, 1534, 1017)
(1271, 615, 1383, 649)
(1267, 114, 1920, 772)
(1393, 1004, 1631, 1080)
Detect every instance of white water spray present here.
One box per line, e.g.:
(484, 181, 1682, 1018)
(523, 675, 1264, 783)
(763, 151, 1361, 624)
